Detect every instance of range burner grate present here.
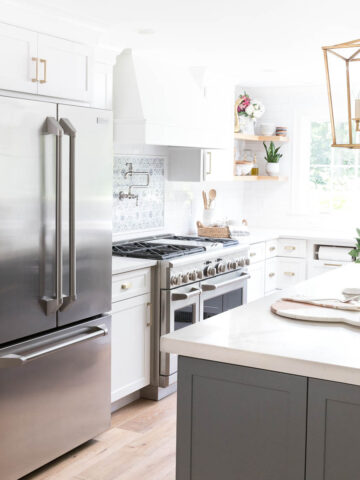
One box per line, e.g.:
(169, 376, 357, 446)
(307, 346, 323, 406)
(112, 242, 205, 260)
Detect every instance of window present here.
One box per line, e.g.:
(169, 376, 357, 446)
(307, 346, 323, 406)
(308, 121, 360, 212)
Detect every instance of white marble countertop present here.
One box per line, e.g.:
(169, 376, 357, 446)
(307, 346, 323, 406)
(112, 256, 157, 275)
(161, 264, 360, 385)
(235, 228, 356, 246)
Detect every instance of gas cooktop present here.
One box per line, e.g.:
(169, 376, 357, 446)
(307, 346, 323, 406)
(112, 234, 239, 260)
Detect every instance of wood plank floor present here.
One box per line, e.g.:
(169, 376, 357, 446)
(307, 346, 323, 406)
(23, 394, 177, 480)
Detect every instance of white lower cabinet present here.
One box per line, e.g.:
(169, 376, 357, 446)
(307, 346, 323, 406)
(277, 258, 306, 289)
(247, 262, 265, 303)
(111, 291, 151, 403)
(265, 258, 278, 294)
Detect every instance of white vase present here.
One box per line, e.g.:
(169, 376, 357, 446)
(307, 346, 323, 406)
(238, 116, 255, 135)
(265, 162, 280, 176)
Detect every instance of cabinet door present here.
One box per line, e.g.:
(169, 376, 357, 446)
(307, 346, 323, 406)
(247, 262, 265, 302)
(92, 61, 113, 109)
(177, 357, 307, 480)
(277, 258, 306, 289)
(265, 258, 278, 293)
(307, 379, 360, 480)
(37, 34, 93, 101)
(203, 149, 234, 181)
(111, 293, 151, 402)
(0, 24, 38, 94)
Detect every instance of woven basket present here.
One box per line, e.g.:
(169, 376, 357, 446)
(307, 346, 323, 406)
(196, 221, 231, 238)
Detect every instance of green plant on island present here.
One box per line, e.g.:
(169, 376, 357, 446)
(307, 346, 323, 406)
(349, 228, 360, 263)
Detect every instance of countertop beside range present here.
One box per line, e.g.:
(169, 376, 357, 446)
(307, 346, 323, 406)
(161, 263, 360, 386)
(234, 227, 356, 246)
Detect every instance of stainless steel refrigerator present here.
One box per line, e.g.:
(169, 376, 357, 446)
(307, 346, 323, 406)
(0, 96, 113, 480)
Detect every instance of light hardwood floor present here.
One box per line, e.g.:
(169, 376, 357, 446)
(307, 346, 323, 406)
(23, 394, 177, 480)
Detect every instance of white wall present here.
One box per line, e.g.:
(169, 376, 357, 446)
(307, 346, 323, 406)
(235, 85, 356, 234)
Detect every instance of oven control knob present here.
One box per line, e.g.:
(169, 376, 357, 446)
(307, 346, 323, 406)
(217, 262, 226, 273)
(182, 273, 189, 283)
(245, 257, 250, 266)
(196, 269, 203, 279)
(227, 260, 237, 270)
(189, 271, 197, 281)
(237, 257, 245, 267)
(207, 266, 216, 277)
(170, 275, 180, 286)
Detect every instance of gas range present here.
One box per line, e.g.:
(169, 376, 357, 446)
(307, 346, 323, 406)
(112, 234, 249, 289)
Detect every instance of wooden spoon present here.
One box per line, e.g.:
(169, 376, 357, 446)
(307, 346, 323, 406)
(208, 189, 216, 208)
(202, 190, 208, 209)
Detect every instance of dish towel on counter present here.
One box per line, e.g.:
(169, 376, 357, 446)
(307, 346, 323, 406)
(282, 296, 360, 312)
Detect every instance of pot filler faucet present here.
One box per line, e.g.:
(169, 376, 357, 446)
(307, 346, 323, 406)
(118, 162, 150, 206)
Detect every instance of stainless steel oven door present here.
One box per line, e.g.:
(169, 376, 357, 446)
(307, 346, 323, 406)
(160, 282, 201, 386)
(201, 271, 250, 320)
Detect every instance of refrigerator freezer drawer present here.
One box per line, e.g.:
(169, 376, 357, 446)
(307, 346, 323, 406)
(0, 316, 111, 480)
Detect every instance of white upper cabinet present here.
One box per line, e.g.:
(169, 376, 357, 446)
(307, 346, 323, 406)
(0, 23, 94, 103)
(92, 61, 113, 109)
(167, 147, 233, 182)
(0, 24, 38, 94)
(37, 34, 92, 102)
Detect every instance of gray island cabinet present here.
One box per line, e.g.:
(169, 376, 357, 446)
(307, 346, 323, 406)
(176, 356, 360, 480)
(160, 265, 360, 480)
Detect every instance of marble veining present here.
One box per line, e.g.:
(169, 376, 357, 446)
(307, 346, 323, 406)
(113, 156, 165, 233)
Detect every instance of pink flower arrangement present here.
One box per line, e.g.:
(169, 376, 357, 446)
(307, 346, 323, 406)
(236, 92, 265, 120)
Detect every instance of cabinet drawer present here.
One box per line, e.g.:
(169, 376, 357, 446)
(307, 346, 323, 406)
(265, 259, 278, 293)
(266, 239, 278, 258)
(249, 242, 266, 264)
(112, 268, 151, 302)
(278, 239, 306, 258)
(277, 259, 306, 289)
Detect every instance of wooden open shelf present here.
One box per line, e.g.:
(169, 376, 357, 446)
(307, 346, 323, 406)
(233, 175, 288, 182)
(234, 133, 288, 142)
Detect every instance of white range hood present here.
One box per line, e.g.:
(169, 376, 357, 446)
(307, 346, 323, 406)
(113, 49, 232, 150)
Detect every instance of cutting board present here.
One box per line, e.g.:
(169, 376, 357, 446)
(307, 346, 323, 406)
(271, 300, 360, 327)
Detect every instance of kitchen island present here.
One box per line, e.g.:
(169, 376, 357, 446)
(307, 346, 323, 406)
(161, 264, 360, 480)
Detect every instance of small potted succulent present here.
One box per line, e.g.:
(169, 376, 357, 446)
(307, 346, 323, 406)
(349, 228, 360, 263)
(263, 141, 283, 176)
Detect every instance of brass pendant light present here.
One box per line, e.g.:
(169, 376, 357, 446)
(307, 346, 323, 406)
(322, 39, 360, 149)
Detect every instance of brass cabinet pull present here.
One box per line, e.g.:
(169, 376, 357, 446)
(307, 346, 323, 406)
(324, 263, 342, 267)
(250, 252, 256, 257)
(121, 282, 132, 290)
(146, 302, 152, 327)
(284, 245, 296, 251)
(31, 57, 39, 82)
(40, 58, 47, 83)
(268, 272, 276, 278)
(284, 271, 295, 276)
(269, 246, 276, 252)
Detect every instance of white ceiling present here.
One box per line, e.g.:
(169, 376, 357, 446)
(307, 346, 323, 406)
(3, 0, 360, 86)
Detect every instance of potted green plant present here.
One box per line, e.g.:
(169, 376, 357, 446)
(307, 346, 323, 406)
(349, 228, 360, 263)
(263, 141, 283, 176)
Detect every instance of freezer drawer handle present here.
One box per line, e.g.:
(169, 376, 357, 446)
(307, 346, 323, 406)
(172, 288, 201, 301)
(59, 118, 77, 311)
(40, 117, 64, 315)
(201, 274, 250, 291)
(0, 326, 108, 368)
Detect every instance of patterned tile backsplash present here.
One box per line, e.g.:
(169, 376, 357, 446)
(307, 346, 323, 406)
(113, 156, 165, 233)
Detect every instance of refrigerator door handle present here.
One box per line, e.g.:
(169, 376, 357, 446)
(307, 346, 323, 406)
(41, 117, 64, 315)
(59, 118, 77, 311)
(0, 325, 108, 367)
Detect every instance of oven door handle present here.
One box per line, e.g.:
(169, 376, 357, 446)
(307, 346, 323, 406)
(171, 288, 201, 301)
(201, 274, 250, 291)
